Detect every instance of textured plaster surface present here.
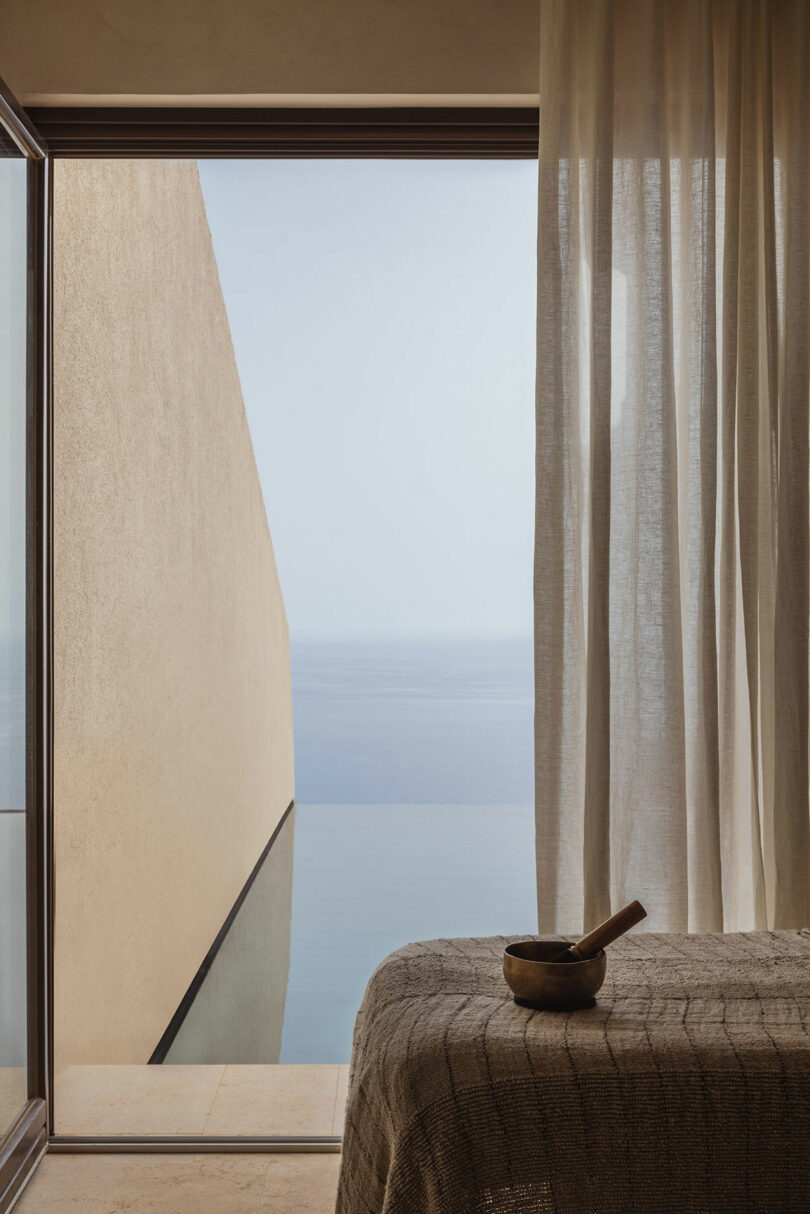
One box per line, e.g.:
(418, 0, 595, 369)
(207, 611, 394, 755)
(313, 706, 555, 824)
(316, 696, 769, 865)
(53, 159, 294, 1069)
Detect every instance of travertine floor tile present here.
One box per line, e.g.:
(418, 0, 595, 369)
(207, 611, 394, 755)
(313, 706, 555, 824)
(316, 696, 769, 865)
(260, 1153, 342, 1212)
(332, 1066, 350, 1136)
(16, 1153, 272, 1213)
(54, 1064, 225, 1135)
(203, 1065, 340, 1136)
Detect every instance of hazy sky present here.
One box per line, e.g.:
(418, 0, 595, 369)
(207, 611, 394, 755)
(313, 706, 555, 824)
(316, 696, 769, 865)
(198, 159, 537, 640)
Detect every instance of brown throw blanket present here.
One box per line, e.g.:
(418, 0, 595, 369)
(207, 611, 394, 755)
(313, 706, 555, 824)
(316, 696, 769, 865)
(335, 932, 810, 1213)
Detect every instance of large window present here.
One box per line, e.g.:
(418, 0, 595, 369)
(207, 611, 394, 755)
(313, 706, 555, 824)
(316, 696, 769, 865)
(52, 156, 537, 1138)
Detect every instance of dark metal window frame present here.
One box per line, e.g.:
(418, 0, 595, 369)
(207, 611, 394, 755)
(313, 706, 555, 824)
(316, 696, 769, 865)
(6, 102, 539, 1172)
(27, 105, 539, 159)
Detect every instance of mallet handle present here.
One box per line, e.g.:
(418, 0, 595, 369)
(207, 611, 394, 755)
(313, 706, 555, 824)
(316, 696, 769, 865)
(568, 900, 647, 961)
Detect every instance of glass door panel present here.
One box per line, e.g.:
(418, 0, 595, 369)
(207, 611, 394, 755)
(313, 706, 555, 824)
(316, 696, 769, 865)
(0, 141, 28, 1139)
(50, 157, 536, 1141)
(0, 81, 49, 1214)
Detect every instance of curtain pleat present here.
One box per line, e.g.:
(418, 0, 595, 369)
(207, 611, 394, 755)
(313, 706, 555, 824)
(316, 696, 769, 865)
(536, 0, 810, 932)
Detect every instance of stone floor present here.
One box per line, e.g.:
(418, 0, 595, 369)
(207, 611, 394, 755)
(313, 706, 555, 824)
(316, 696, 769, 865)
(15, 1152, 342, 1213)
(8, 1064, 347, 1210)
(53, 1064, 349, 1136)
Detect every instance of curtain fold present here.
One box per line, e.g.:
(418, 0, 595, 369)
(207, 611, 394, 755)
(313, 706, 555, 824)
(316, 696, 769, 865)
(535, 0, 810, 933)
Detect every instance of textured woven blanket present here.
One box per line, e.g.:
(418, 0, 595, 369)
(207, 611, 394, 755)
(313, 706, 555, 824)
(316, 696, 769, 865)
(335, 932, 810, 1213)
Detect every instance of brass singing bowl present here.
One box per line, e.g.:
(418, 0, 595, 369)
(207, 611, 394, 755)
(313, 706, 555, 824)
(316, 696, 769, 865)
(503, 939, 607, 1011)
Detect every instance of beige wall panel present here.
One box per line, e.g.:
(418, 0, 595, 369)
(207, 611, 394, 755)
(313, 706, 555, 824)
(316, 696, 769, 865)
(0, 0, 539, 102)
(53, 159, 295, 1068)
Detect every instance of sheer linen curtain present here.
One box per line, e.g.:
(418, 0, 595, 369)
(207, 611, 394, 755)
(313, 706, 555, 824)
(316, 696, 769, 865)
(535, 0, 810, 935)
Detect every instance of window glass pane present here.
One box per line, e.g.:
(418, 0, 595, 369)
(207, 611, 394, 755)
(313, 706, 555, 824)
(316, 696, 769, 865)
(0, 148, 28, 1134)
(53, 158, 537, 1136)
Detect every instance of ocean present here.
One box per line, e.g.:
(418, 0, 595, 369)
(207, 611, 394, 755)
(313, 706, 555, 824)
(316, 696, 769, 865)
(1, 634, 536, 1064)
(280, 636, 536, 1062)
(290, 636, 534, 805)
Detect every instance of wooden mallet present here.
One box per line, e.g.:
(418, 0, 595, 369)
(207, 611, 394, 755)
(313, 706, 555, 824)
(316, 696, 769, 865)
(553, 900, 647, 963)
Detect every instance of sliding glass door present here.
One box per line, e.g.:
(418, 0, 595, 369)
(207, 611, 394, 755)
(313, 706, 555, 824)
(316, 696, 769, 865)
(48, 155, 535, 1144)
(0, 112, 29, 1138)
(0, 79, 49, 1213)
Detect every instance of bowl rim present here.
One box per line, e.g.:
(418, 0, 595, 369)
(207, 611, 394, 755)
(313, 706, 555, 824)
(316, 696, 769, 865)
(503, 940, 606, 967)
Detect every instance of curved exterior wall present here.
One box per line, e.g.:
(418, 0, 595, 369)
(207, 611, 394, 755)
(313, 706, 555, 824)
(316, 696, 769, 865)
(53, 159, 295, 1069)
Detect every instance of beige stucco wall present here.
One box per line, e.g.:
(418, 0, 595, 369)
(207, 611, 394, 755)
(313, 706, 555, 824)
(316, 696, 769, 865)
(0, 0, 539, 102)
(53, 159, 295, 1069)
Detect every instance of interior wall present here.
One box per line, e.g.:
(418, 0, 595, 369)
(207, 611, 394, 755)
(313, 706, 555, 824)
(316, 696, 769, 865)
(53, 158, 295, 1069)
(0, 0, 539, 102)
